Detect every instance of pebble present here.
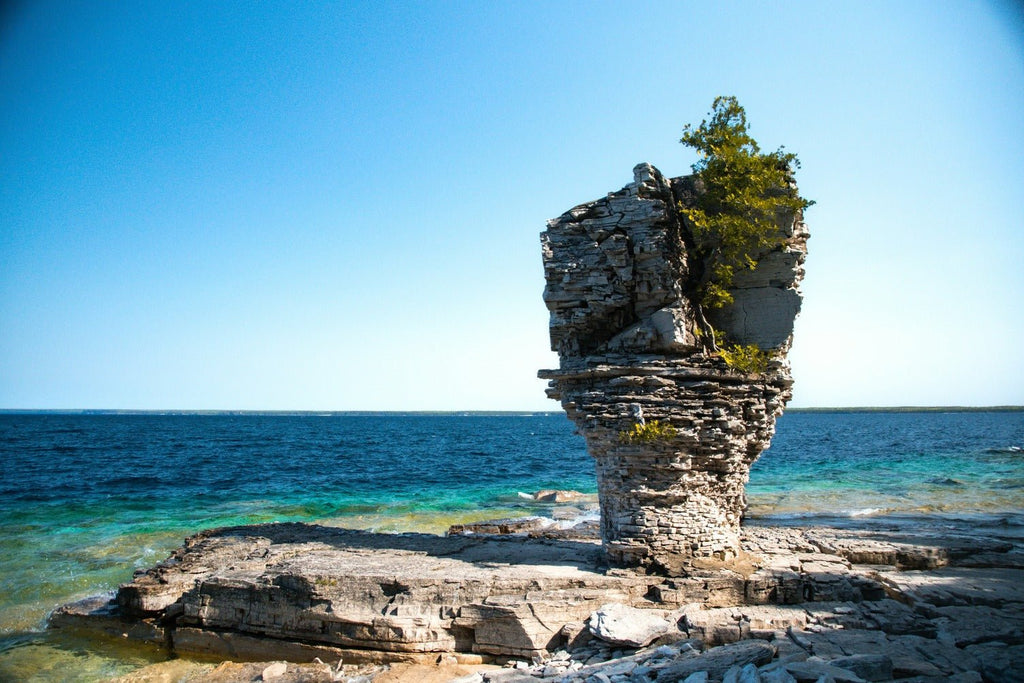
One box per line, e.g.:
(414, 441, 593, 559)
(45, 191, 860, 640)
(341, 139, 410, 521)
(260, 662, 287, 680)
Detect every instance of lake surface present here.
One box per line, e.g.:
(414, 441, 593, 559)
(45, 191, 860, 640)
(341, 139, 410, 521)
(1, 410, 1021, 680)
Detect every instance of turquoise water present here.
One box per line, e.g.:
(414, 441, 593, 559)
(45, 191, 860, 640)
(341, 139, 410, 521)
(747, 411, 1024, 521)
(0, 410, 1021, 680)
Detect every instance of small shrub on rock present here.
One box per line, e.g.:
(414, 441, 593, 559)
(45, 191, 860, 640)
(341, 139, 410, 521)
(619, 420, 676, 444)
(718, 343, 770, 375)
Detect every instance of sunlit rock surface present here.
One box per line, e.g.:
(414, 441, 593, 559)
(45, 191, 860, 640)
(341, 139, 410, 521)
(539, 163, 809, 568)
(50, 520, 1024, 680)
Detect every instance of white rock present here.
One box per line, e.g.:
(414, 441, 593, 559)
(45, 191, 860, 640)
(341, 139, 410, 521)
(261, 662, 288, 680)
(600, 659, 637, 676)
(588, 603, 675, 647)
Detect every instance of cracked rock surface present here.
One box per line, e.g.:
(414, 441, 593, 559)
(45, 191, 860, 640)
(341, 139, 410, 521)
(50, 518, 1024, 681)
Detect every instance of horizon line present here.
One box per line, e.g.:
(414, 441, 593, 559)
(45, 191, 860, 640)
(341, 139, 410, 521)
(1, 406, 1022, 415)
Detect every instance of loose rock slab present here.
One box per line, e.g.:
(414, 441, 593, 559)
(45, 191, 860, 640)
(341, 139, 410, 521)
(655, 639, 776, 682)
(587, 603, 674, 647)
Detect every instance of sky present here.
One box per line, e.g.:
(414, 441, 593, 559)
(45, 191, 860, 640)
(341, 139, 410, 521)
(1, 1, 1022, 411)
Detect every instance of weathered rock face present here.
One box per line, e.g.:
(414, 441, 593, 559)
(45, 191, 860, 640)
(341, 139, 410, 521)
(51, 519, 1024, 679)
(539, 163, 808, 569)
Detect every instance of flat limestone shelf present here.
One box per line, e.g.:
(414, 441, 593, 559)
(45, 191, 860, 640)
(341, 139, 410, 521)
(49, 520, 1024, 666)
(54, 523, 652, 660)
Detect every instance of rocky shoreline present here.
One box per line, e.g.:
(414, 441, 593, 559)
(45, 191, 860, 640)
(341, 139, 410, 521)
(49, 514, 1024, 682)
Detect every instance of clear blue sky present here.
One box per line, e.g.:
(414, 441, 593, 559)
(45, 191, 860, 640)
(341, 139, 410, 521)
(2, 1, 1022, 410)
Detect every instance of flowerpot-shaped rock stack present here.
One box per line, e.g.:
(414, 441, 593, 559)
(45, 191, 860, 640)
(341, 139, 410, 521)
(539, 163, 808, 571)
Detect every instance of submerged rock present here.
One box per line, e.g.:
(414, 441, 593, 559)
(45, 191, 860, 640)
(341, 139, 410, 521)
(531, 489, 588, 503)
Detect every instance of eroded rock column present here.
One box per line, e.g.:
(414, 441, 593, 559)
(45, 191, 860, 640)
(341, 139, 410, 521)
(539, 164, 808, 570)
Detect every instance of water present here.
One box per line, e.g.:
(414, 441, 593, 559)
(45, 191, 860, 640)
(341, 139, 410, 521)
(747, 410, 1024, 523)
(0, 410, 1022, 680)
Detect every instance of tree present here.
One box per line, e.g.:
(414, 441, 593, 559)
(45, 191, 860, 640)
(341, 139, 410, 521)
(679, 97, 812, 353)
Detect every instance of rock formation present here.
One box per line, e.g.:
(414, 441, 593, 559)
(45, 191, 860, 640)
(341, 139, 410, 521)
(51, 519, 1024, 680)
(539, 163, 809, 570)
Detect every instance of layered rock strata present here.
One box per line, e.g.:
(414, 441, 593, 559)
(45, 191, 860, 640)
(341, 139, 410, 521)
(539, 163, 808, 568)
(50, 520, 1024, 680)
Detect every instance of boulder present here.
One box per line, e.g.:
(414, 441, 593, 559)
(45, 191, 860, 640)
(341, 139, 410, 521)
(828, 653, 893, 682)
(532, 489, 586, 503)
(783, 658, 867, 682)
(656, 639, 776, 682)
(587, 603, 675, 647)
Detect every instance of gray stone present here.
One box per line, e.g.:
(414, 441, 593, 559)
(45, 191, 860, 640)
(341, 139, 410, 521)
(541, 663, 567, 677)
(931, 603, 1024, 647)
(783, 658, 866, 682)
(590, 657, 638, 676)
(486, 671, 543, 683)
(827, 654, 892, 682)
(261, 662, 288, 680)
(722, 662, 761, 683)
(759, 667, 797, 683)
(683, 606, 809, 646)
(540, 163, 808, 568)
(49, 510, 1024, 669)
(657, 640, 776, 682)
(707, 286, 802, 349)
(103, 523, 651, 660)
(588, 603, 675, 647)
(964, 642, 1024, 682)
(448, 516, 555, 535)
(944, 674, 985, 683)
(451, 675, 485, 683)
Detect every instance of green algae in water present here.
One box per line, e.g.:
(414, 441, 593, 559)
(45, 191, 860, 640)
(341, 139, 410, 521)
(0, 631, 175, 683)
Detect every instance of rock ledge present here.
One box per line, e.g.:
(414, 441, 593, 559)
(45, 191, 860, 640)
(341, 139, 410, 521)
(50, 519, 1024, 681)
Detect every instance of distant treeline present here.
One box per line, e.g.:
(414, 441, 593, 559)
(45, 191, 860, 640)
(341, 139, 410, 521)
(0, 409, 562, 417)
(787, 406, 1024, 413)
(1, 407, 1021, 416)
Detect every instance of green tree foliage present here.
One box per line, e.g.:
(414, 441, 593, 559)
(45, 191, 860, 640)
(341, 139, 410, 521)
(680, 97, 813, 315)
(718, 342, 770, 375)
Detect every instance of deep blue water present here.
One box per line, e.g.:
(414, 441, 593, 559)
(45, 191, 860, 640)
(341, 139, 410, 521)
(0, 410, 1022, 680)
(0, 413, 595, 524)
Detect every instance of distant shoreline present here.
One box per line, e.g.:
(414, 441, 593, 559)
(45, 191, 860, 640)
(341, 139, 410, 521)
(0, 406, 1022, 415)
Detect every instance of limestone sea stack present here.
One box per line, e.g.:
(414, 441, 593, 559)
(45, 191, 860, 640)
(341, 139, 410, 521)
(539, 163, 808, 571)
